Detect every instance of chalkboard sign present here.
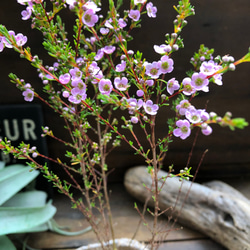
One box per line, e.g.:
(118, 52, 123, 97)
(0, 104, 52, 197)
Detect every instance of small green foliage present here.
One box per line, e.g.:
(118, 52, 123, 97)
(134, 202, 138, 209)
(147, 166, 153, 174)
(178, 167, 193, 181)
(229, 118, 248, 130)
(190, 44, 214, 71)
(147, 208, 154, 216)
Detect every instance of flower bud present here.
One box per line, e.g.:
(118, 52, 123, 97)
(171, 33, 177, 38)
(173, 44, 179, 51)
(229, 63, 236, 71)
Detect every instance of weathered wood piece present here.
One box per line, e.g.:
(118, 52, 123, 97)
(124, 166, 250, 250)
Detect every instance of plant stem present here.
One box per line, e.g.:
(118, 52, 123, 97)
(150, 116, 159, 250)
(78, 124, 92, 212)
(97, 118, 117, 250)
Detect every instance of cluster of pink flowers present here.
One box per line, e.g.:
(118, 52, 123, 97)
(17, 0, 44, 20)
(56, 62, 160, 119)
(8, 0, 233, 142)
(174, 99, 212, 139)
(172, 59, 224, 139)
(145, 55, 174, 79)
(0, 30, 27, 52)
(60, 67, 87, 104)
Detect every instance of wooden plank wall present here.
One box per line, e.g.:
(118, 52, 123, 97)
(0, 0, 249, 182)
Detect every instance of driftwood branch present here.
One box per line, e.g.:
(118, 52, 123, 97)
(124, 166, 250, 250)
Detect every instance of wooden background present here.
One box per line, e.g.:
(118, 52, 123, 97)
(0, 0, 250, 182)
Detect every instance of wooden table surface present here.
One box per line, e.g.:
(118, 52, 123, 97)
(11, 175, 250, 250)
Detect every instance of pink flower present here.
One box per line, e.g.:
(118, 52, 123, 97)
(59, 73, 71, 84)
(18, 0, 41, 4)
(145, 62, 161, 79)
(88, 62, 100, 75)
(32, 152, 38, 158)
(68, 87, 86, 104)
(71, 79, 86, 92)
(21, 6, 33, 20)
(95, 49, 104, 61)
(128, 9, 140, 21)
(158, 55, 174, 74)
(62, 91, 70, 98)
(154, 44, 172, 54)
(185, 109, 201, 124)
(98, 79, 113, 95)
(182, 77, 195, 95)
(191, 72, 209, 92)
(17, 0, 29, 5)
(146, 79, 154, 86)
(105, 18, 113, 29)
(134, 0, 146, 4)
(146, 2, 157, 18)
(143, 100, 159, 115)
(114, 77, 129, 91)
(0, 38, 5, 52)
(92, 70, 103, 84)
(167, 78, 179, 95)
(200, 60, 223, 86)
(100, 28, 109, 35)
(115, 60, 126, 72)
(103, 45, 116, 54)
(136, 89, 144, 97)
(201, 124, 213, 136)
(83, 1, 101, 12)
(82, 9, 99, 27)
(131, 116, 139, 124)
(12, 33, 28, 47)
(199, 110, 210, 121)
(65, 0, 76, 8)
(127, 98, 143, 114)
(69, 67, 82, 80)
(3, 31, 15, 48)
(173, 119, 191, 140)
(118, 18, 127, 28)
(22, 88, 34, 102)
(176, 100, 194, 116)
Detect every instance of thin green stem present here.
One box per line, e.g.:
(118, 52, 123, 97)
(97, 118, 117, 250)
(150, 116, 159, 250)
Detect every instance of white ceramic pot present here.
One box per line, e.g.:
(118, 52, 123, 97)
(76, 238, 149, 250)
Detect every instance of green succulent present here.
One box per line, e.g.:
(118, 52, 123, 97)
(0, 162, 91, 250)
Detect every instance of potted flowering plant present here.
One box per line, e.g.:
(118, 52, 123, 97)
(0, 0, 249, 249)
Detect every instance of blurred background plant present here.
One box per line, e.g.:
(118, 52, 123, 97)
(0, 162, 91, 250)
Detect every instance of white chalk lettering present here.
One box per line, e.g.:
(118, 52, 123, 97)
(22, 119, 37, 140)
(3, 119, 20, 141)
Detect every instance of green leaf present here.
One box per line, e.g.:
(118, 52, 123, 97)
(47, 219, 92, 236)
(0, 235, 16, 250)
(231, 118, 248, 130)
(0, 202, 56, 235)
(0, 162, 5, 170)
(2, 191, 47, 208)
(134, 202, 138, 209)
(0, 165, 39, 206)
